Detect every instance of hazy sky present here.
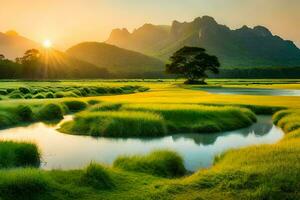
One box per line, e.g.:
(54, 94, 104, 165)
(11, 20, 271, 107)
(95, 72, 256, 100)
(0, 0, 299, 49)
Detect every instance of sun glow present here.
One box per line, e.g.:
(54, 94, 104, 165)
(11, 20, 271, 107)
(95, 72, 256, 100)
(43, 39, 52, 48)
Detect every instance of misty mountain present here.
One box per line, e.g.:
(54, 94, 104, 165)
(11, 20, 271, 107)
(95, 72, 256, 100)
(106, 16, 300, 67)
(0, 30, 40, 60)
(66, 42, 164, 78)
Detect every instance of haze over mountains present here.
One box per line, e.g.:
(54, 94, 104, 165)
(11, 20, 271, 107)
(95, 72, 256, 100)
(0, 31, 40, 59)
(107, 16, 300, 67)
(1, 15, 300, 79)
(67, 42, 164, 77)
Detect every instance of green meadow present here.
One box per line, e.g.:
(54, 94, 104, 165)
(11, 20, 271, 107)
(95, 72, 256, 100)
(0, 79, 299, 200)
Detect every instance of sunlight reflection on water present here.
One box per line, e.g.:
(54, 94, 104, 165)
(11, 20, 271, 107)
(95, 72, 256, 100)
(0, 116, 283, 171)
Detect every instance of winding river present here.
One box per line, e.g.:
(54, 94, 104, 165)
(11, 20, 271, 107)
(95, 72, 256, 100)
(197, 87, 300, 96)
(0, 115, 283, 171)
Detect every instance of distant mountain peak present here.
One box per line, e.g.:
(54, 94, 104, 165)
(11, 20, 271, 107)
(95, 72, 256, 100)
(200, 16, 218, 25)
(0, 30, 39, 59)
(5, 30, 19, 36)
(106, 15, 300, 67)
(253, 26, 272, 37)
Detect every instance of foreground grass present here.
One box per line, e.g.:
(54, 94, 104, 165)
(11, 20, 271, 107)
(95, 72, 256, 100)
(0, 80, 300, 199)
(59, 104, 256, 137)
(113, 150, 186, 178)
(0, 141, 40, 168)
(1, 110, 300, 200)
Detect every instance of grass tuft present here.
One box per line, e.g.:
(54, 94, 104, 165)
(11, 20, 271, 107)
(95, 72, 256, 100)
(63, 100, 88, 112)
(123, 104, 257, 133)
(89, 102, 122, 112)
(113, 150, 186, 178)
(0, 141, 40, 168)
(60, 111, 167, 137)
(81, 163, 114, 189)
(0, 169, 51, 200)
(37, 103, 64, 121)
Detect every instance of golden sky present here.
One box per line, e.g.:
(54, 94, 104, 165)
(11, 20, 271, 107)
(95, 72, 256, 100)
(0, 0, 299, 49)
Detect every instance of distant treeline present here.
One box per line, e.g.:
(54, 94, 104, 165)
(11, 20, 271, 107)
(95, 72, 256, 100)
(1, 58, 300, 79)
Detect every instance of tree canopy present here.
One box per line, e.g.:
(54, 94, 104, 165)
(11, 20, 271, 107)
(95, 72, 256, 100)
(166, 46, 220, 84)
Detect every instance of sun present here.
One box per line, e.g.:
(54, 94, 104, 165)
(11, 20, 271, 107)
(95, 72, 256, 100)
(43, 39, 52, 48)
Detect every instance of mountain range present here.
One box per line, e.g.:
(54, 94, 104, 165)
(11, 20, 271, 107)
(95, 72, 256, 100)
(1, 15, 300, 79)
(106, 16, 300, 67)
(0, 30, 40, 59)
(0, 32, 164, 78)
(66, 42, 164, 78)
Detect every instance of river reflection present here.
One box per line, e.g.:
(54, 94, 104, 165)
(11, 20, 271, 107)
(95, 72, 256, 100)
(0, 116, 283, 171)
(198, 87, 300, 96)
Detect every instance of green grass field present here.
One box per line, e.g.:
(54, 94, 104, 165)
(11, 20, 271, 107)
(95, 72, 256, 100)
(0, 79, 300, 200)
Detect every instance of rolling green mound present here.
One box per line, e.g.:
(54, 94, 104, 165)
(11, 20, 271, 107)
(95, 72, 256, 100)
(59, 103, 257, 137)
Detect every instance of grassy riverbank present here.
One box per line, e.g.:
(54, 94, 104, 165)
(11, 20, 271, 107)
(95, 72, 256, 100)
(0, 80, 299, 199)
(60, 104, 257, 137)
(1, 108, 299, 200)
(0, 141, 40, 168)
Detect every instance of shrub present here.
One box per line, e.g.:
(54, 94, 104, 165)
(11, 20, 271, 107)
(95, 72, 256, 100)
(273, 110, 293, 125)
(0, 141, 40, 168)
(19, 87, 31, 94)
(95, 87, 109, 94)
(137, 87, 149, 92)
(79, 88, 88, 97)
(6, 88, 15, 94)
(108, 87, 123, 94)
(33, 93, 45, 99)
(24, 94, 32, 99)
(0, 169, 51, 200)
(45, 92, 55, 99)
(16, 105, 33, 121)
(69, 89, 83, 96)
(9, 93, 23, 99)
(64, 100, 88, 112)
(81, 163, 114, 189)
(58, 91, 78, 98)
(54, 92, 64, 98)
(113, 150, 186, 178)
(37, 103, 64, 121)
(0, 89, 8, 95)
(59, 111, 167, 137)
(89, 102, 122, 112)
(87, 99, 101, 105)
(0, 112, 15, 129)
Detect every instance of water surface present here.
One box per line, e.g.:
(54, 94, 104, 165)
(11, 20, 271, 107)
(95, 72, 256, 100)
(0, 116, 283, 171)
(198, 87, 300, 96)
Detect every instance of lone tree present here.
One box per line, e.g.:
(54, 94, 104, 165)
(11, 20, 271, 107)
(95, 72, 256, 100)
(166, 46, 220, 84)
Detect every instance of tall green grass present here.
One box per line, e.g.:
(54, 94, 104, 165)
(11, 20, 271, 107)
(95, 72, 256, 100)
(81, 163, 114, 189)
(113, 150, 186, 178)
(60, 104, 256, 137)
(60, 111, 167, 137)
(89, 102, 122, 112)
(123, 104, 257, 133)
(63, 100, 88, 112)
(0, 141, 40, 168)
(36, 103, 64, 121)
(0, 169, 51, 200)
(273, 109, 300, 138)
